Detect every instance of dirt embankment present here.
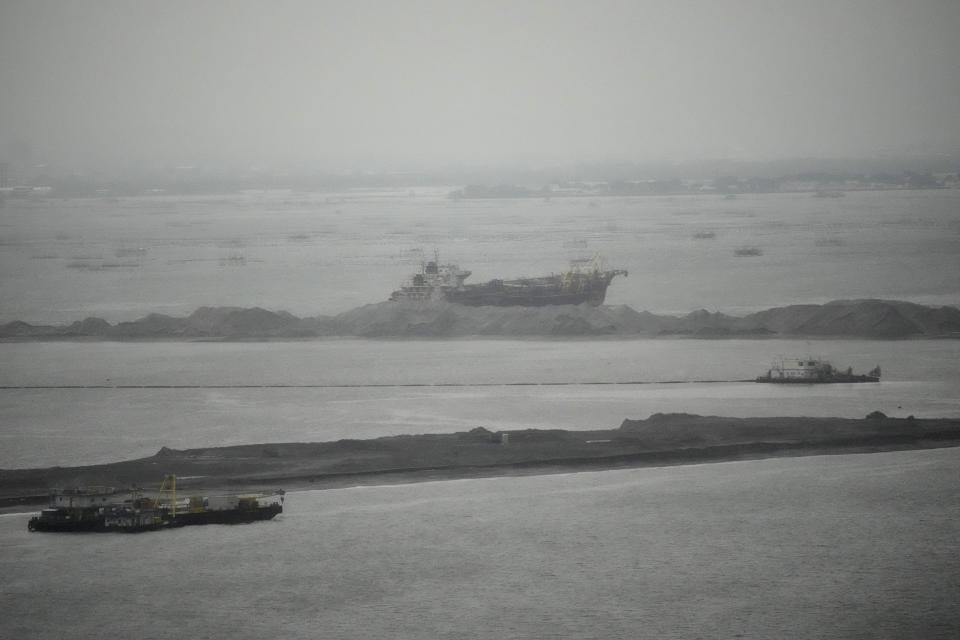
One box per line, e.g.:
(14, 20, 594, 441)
(3, 414, 958, 510)
(3, 299, 960, 339)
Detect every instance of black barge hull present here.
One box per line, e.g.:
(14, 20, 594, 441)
(443, 270, 627, 307)
(755, 375, 880, 384)
(28, 503, 282, 533)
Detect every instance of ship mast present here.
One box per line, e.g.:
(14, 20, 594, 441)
(154, 474, 178, 517)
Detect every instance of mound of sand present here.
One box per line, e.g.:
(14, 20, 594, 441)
(3, 299, 959, 339)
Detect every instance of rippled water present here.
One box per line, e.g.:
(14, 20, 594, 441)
(3, 448, 958, 639)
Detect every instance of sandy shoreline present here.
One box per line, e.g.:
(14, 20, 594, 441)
(3, 413, 959, 513)
(7, 414, 960, 512)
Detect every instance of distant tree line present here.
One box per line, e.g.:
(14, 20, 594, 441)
(449, 170, 952, 199)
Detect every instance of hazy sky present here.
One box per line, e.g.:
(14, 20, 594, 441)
(1, 0, 958, 170)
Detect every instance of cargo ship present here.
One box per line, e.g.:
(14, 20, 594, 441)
(27, 474, 284, 533)
(756, 358, 881, 383)
(390, 253, 627, 306)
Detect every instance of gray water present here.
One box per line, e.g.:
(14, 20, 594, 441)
(3, 189, 959, 637)
(1, 338, 958, 469)
(2, 188, 959, 324)
(3, 448, 958, 639)
(3, 188, 959, 469)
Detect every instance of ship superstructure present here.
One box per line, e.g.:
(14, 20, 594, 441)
(389, 252, 472, 302)
(390, 253, 627, 307)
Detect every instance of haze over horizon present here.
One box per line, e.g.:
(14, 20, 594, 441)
(1, 0, 959, 173)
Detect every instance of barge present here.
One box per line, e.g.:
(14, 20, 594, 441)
(27, 474, 283, 533)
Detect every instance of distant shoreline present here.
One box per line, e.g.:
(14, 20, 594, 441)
(3, 414, 958, 513)
(2, 298, 960, 340)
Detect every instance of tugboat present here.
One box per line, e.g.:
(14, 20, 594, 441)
(756, 357, 880, 384)
(390, 252, 627, 307)
(28, 475, 284, 533)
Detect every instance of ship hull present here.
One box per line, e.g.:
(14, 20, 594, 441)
(28, 504, 282, 533)
(443, 271, 624, 307)
(446, 289, 607, 306)
(755, 375, 880, 384)
(28, 516, 108, 533)
(167, 503, 282, 527)
(389, 255, 627, 307)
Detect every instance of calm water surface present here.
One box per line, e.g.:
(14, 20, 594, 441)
(2, 188, 959, 468)
(1, 338, 958, 468)
(2, 189, 959, 324)
(2, 189, 958, 637)
(3, 448, 958, 639)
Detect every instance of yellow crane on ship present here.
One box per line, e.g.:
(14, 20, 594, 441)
(154, 473, 179, 517)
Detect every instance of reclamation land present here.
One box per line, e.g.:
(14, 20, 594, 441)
(4, 297, 959, 508)
(3, 414, 959, 509)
